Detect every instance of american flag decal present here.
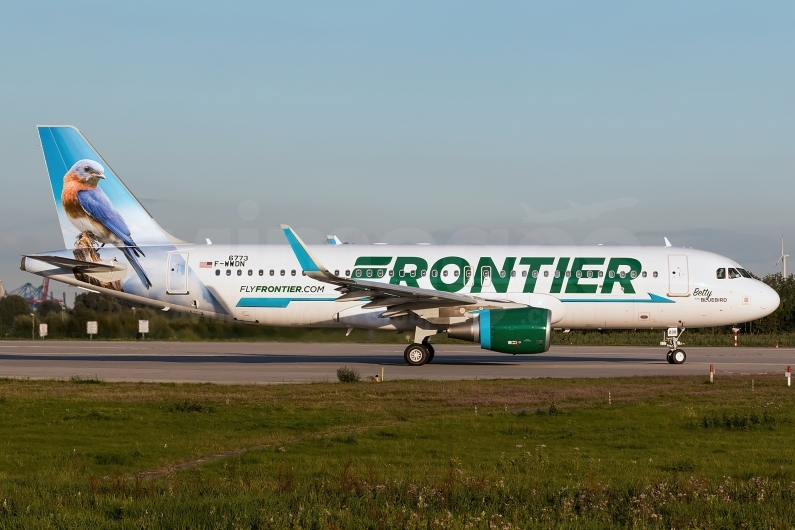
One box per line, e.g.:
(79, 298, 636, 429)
(199, 261, 213, 268)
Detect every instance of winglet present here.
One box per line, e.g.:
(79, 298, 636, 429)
(664, 237, 672, 247)
(327, 235, 343, 245)
(280, 225, 326, 273)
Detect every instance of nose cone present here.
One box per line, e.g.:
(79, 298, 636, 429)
(759, 283, 780, 316)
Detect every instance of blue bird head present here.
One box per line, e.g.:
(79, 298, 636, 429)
(68, 159, 106, 185)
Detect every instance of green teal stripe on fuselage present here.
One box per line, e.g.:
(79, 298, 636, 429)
(237, 297, 337, 308)
(560, 293, 674, 303)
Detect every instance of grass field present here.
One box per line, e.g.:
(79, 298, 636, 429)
(0, 376, 793, 528)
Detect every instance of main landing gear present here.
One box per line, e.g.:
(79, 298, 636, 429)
(404, 328, 437, 366)
(662, 327, 687, 364)
(404, 343, 431, 366)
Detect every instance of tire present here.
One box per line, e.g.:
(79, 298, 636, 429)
(671, 349, 686, 365)
(404, 343, 430, 366)
(666, 350, 674, 364)
(424, 342, 435, 362)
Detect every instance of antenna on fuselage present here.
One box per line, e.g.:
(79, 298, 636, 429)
(776, 230, 789, 278)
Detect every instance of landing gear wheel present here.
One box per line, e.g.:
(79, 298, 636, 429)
(423, 342, 435, 362)
(404, 343, 430, 366)
(666, 351, 674, 364)
(671, 349, 686, 365)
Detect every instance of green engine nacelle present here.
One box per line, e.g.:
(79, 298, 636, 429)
(449, 307, 552, 354)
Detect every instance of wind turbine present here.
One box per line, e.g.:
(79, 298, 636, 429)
(776, 231, 789, 279)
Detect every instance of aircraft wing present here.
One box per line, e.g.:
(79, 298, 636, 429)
(281, 225, 480, 314)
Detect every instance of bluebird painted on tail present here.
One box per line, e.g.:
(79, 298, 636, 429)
(61, 159, 152, 288)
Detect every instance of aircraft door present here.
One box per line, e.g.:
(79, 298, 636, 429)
(167, 252, 189, 294)
(667, 255, 689, 296)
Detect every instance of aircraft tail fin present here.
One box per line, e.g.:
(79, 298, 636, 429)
(37, 125, 185, 249)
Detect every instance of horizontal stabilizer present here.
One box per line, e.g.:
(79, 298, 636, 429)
(24, 254, 127, 273)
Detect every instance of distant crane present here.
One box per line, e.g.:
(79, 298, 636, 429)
(776, 231, 789, 279)
(8, 277, 64, 309)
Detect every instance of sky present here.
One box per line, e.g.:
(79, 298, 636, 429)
(1, 1, 793, 299)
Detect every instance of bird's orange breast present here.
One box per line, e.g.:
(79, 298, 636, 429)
(62, 176, 88, 219)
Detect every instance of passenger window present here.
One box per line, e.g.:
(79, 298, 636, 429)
(653, 271, 658, 278)
(269, 270, 274, 276)
(259, 269, 264, 276)
(355, 270, 362, 277)
(399, 271, 405, 277)
(226, 270, 231, 276)
(215, 269, 220, 276)
(431, 270, 438, 278)
(532, 270, 539, 279)
(377, 270, 384, 277)
(642, 271, 647, 278)
(716, 268, 726, 279)
(345, 270, 350, 276)
(410, 270, 416, 277)
(237, 270, 242, 276)
(555, 270, 560, 278)
(334, 270, 339, 276)
(608, 270, 615, 278)
(443, 270, 448, 277)
(511, 270, 516, 277)
(619, 271, 626, 278)
(454, 270, 459, 277)
(630, 271, 636, 279)
(598, 270, 604, 278)
(586, 270, 592, 278)
(280, 270, 285, 276)
(421, 270, 426, 277)
(576, 270, 582, 278)
(465, 267, 472, 278)
(291, 270, 296, 276)
(544, 270, 549, 278)
(566, 271, 571, 278)
(366, 269, 372, 277)
(728, 268, 741, 279)
(389, 270, 394, 277)
(499, 270, 506, 278)
(522, 270, 527, 277)
(248, 270, 253, 276)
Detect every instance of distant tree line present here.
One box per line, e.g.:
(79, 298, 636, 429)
(0, 273, 794, 343)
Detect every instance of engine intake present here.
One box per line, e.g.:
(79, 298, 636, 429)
(448, 307, 551, 354)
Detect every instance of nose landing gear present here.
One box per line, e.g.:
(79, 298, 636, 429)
(662, 327, 687, 364)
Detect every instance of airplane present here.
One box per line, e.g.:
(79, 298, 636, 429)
(21, 126, 780, 366)
(522, 197, 639, 223)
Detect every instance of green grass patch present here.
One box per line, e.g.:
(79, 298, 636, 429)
(0, 376, 793, 527)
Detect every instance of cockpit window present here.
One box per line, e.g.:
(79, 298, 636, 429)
(728, 268, 741, 279)
(737, 268, 751, 278)
(716, 268, 726, 279)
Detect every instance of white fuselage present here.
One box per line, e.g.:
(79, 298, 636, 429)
(150, 243, 778, 331)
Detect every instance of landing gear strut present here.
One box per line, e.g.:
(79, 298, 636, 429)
(662, 327, 687, 364)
